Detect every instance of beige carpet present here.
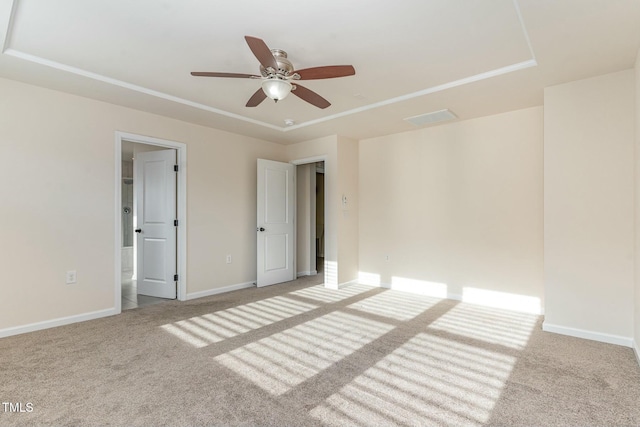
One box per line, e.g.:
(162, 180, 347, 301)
(1, 274, 639, 426)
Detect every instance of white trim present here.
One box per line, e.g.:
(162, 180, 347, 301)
(290, 155, 332, 288)
(114, 138, 123, 313)
(310, 170, 317, 268)
(282, 60, 537, 132)
(293, 162, 318, 281)
(379, 282, 464, 302)
(0, 308, 117, 339)
(291, 155, 328, 166)
(328, 279, 359, 290)
(512, 0, 536, 61)
(634, 340, 640, 367)
(3, 47, 536, 133)
(115, 131, 188, 306)
(3, 47, 282, 132)
(297, 270, 318, 277)
(446, 292, 464, 302)
(186, 282, 255, 301)
(374, 281, 545, 314)
(0, 0, 17, 52)
(1, 0, 537, 134)
(542, 322, 633, 348)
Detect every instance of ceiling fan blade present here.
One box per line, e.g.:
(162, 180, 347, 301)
(244, 36, 278, 70)
(292, 84, 331, 109)
(295, 65, 355, 80)
(246, 88, 267, 107)
(191, 72, 260, 78)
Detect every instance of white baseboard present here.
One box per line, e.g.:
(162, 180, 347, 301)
(0, 308, 118, 339)
(634, 340, 640, 367)
(446, 292, 464, 302)
(296, 270, 318, 277)
(373, 282, 548, 314)
(542, 322, 633, 348)
(323, 279, 359, 290)
(2, 280, 263, 339)
(186, 281, 255, 301)
(338, 279, 360, 289)
(378, 282, 465, 303)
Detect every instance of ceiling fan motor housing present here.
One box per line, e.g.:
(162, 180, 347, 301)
(260, 49, 295, 77)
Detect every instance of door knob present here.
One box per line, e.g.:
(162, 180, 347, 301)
(257, 227, 265, 232)
(135, 228, 142, 233)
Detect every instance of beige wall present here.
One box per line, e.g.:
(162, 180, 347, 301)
(4, 65, 638, 350)
(337, 136, 359, 285)
(296, 163, 312, 275)
(0, 77, 285, 331)
(286, 136, 339, 286)
(286, 136, 360, 287)
(544, 70, 635, 339)
(187, 132, 286, 292)
(635, 52, 640, 354)
(359, 107, 544, 307)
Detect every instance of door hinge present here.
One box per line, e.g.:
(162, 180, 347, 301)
(174, 274, 179, 282)
(174, 219, 179, 226)
(174, 165, 179, 172)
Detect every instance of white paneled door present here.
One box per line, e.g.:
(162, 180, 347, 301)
(135, 149, 177, 299)
(257, 159, 295, 287)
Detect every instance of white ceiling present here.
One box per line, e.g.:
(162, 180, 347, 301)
(0, 0, 639, 144)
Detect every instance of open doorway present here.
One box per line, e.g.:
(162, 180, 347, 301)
(115, 132, 187, 313)
(315, 162, 325, 274)
(295, 159, 326, 278)
(256, 156, 327, 287)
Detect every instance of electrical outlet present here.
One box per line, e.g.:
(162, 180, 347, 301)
(226, 255, 232, 264)
(66, 270, 77, 284)
(385, 255, 390, 262)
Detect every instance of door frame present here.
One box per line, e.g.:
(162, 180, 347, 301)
(291, 155, 328, 282)
(114, 131, 188, 312)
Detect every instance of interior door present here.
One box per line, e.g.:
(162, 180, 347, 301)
(135, 149, 177, 299)
(257, 159, 296, 287)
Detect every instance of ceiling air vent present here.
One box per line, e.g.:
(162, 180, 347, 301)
(404, 109, 457, 126)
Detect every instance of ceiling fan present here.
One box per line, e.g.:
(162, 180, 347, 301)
(191, 36, 356, 109)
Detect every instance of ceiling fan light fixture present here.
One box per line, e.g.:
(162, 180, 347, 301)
(191, 36, 355, 108)
(262, 78, 292, 102)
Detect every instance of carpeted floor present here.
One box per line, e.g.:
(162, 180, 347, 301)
(1, 274, 639, 426)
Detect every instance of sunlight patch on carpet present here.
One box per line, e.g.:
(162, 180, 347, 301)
(213, 311, 393, 395)
(462, 287, 542, 314)
(428, 303, 538, 349)
(310, 333, 517, 426)
(288, 283, 374, 303)
(347, 289, 441, 321)
(159, 296, 317, 348)
(390, 276, 448, 298)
